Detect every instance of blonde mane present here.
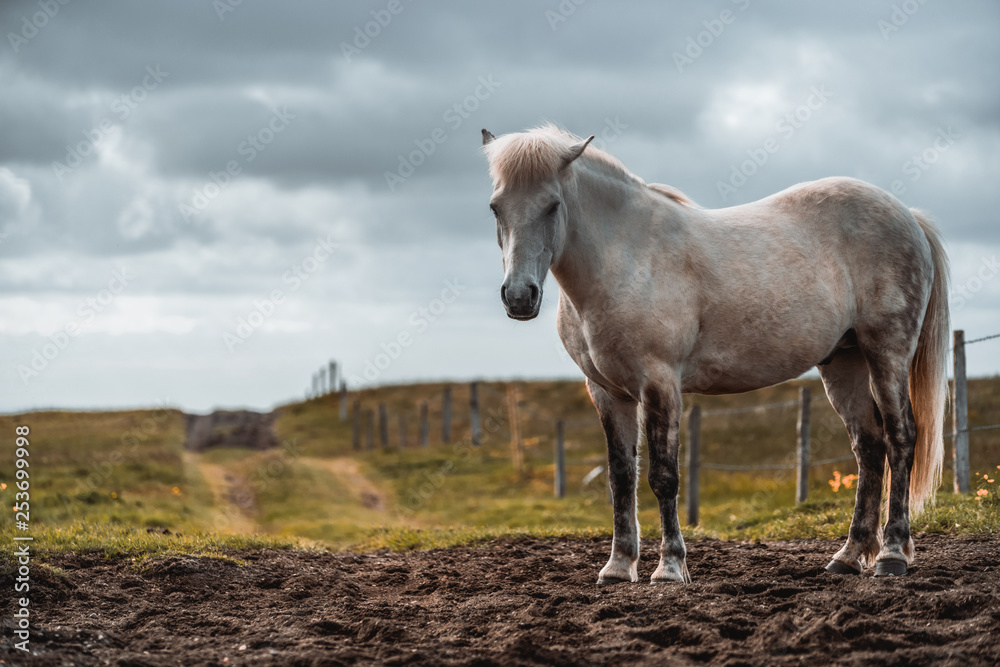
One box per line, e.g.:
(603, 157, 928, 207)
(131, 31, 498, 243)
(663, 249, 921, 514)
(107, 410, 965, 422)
(483, 124, 636, 188)
(648, 182, 700, 208)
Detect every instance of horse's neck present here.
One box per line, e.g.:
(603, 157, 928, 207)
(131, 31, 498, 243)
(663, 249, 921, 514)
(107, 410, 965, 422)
(551, 162, 690, 313)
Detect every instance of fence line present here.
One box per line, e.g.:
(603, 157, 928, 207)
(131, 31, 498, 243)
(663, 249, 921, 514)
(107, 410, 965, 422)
(316, 328, 997, 506)
(339, 374, 997, 492)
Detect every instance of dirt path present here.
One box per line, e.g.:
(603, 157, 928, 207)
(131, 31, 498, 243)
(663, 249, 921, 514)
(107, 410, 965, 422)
(182, 451, 258, 534)
(304, 456, 387, 511)
(3, 534, 998, 665)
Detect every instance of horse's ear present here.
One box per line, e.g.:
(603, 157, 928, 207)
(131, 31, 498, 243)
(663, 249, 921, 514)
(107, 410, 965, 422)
(482, 129, 496, 145)
(563, 135, 595, 167)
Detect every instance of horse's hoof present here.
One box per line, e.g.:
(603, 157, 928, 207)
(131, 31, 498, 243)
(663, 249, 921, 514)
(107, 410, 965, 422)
(874, 559, 907, 577)
(650, 561, 691, 584)
(597, 576, 631, 586)
(598, 559, 638, 585)
(825, 560, 862, 575)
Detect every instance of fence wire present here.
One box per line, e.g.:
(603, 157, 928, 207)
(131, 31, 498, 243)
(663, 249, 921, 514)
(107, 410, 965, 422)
(945, 423, 1000, 438)
(700, 454, 856, 471)
(702, 399, 799, 416)
(964, 332, 1000, 346)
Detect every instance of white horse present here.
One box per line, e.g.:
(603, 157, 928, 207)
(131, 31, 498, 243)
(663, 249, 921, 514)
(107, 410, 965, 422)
(481, 125, 949, 582)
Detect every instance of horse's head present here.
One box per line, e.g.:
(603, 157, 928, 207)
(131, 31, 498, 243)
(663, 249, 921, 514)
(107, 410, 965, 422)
(481, 127, 593, 320)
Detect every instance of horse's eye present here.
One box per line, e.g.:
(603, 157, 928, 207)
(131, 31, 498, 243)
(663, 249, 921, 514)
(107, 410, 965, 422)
(546, 202, 560, 217)
(489, 204, 498, 217)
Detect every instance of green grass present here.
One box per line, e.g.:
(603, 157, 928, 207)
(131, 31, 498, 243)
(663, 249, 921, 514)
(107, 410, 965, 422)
(18, 521, 303, 558)
(0, 409, 222, 547)
(701, 491, 1000, 542)
(351, 491, 1000, 551)
(1, 377, 998, 556)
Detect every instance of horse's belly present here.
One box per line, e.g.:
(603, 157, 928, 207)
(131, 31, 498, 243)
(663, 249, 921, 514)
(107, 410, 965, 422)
(681, 338, 831, 395)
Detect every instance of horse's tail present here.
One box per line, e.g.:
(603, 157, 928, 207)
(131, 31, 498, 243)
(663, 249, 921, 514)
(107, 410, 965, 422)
(907, 209, 950, 516)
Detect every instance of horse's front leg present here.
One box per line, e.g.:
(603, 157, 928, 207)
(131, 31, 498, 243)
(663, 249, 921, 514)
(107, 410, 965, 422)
(588, 380, 640, 585)
(643, 376, 691, 584)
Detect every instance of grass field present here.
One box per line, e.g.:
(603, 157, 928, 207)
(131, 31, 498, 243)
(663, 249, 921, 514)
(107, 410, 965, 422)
(1, 377, 998, 557)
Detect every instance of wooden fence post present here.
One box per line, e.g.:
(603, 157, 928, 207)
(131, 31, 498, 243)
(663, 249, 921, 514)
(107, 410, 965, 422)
(442, 385, 452, 444)
(398, 414, 407, 449)
(470, 382, 481, 446)
(797, 386, 811, 504)
(378, 403, 389, 448)
(329, 361, 337, 395)
(352, 399, 361, 451)
(952, 330, 970, 494)
(364, 409, 374, 451)
(555, 420, 566, 498)
(339, 381, 348, 421)
(507, 383, 523, 477)
(687, 405, 701, 526)
(419, 402, 429, 447)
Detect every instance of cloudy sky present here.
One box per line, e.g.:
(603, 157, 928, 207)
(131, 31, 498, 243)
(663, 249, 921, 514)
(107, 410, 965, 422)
(1, 1, 998, 414)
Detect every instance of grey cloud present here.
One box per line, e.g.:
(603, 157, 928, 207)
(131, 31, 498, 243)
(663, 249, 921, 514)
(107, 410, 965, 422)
(1, 0, 998, 411)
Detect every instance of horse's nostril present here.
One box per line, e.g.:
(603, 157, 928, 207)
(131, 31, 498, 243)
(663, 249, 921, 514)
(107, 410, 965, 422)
(500, 284, 508, 306)
(529, 284, 539, 305)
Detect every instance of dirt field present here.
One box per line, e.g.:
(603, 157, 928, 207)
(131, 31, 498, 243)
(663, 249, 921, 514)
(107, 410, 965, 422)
(2, 534, 998, 666)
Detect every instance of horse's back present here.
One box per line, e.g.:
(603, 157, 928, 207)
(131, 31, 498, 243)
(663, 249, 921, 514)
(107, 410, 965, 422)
(762, 176, 928, 248)
(679, 176, 936, 392)
(708, 176, 934, 290)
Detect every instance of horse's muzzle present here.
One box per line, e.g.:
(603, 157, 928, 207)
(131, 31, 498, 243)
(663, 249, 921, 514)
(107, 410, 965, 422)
(501, 282, 541, 320)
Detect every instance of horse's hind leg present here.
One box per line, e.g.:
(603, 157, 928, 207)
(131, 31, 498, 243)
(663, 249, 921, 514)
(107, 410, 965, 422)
(589, 380, 641, 584)
(819, 348, 885, 574)
(864, 351, 918, 576)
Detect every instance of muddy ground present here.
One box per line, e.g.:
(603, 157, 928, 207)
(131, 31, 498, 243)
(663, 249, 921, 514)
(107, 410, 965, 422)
(2, 534, 998, 666)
